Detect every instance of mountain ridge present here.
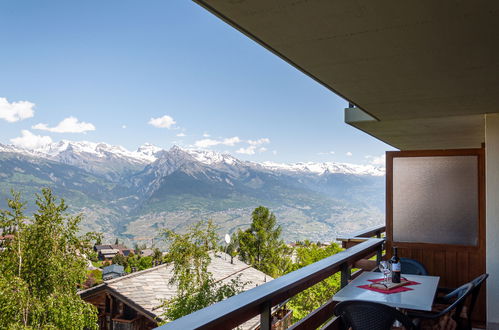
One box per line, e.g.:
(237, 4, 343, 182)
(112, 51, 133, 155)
(0, 141, 385, 176)
(0, 140, 385, 243)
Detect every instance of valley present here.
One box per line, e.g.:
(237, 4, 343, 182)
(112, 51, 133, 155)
(0, 141, 385, 244)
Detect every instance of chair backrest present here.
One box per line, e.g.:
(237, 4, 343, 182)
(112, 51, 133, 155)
(400, 258, 429, 276)
(334, 300, 416, 330)
(465, 274, 488, 325)
(438, 282, 474, 318)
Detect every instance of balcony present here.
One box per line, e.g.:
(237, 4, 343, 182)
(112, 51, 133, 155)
(156, 225, 386, 330)
(155, 147, 487, 329)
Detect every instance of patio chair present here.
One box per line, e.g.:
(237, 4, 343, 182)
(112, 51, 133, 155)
(407, 282, 473, 330)
(399, 258, 429, 276)
(435, 274, 488, 330)
(375, 258, 429, 275)
(334, 300, 418, 330)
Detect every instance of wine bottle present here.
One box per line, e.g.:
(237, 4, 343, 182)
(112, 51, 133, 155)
(390, 247, 401, 283)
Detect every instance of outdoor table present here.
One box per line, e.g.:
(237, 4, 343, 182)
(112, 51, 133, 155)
(333, 271, 440, 311)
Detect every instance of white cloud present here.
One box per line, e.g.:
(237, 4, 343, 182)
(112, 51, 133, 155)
(346, 152, 353, 156)
(234, 138, 270, 155)
(248, 138, 270, 145)
(0, 97, 35, 122)
(203, 133, 210, 137)
(176, 132, 186, 137)
(122, 125, 127, 129)
(148, 115, 176, 129)
(366, 154, 386, 166)
(236, 145, 268, 155)
(10, 130, 52, 149)
(318, 151, 335, 155)
(223, 136, 241, 146)
(194, 139, 221, 148)
(272, 150, 277, 155)
(33, 116, 95, 133)
(194, 136, 241, 148)
(236, 146, 256, 155)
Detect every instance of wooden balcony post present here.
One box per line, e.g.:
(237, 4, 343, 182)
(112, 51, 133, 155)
(340, 263, 350, 288)
(260, 301, 272, 330)
(376, 244, 383, 264)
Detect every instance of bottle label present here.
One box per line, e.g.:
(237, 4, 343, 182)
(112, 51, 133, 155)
(391, 263, 401, 272)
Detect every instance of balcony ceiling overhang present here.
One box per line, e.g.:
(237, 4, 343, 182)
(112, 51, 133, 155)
(195, 0, 499, 149)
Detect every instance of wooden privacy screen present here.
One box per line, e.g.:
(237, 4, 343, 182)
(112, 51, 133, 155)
(386, 148, 486, 324)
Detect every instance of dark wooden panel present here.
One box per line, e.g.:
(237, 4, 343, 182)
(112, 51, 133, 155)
(422, 251, 435, 277)
(456, 251, 469, 287)
(445, 251, 457, 289)
(412, 248, 423, 263)
(434, 251, 446, 285)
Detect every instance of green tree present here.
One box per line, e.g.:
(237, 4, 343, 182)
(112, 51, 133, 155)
(138, 256, 153, 270)
(225, 233, 239, 264)
(152, 248, 163, 263)
(0, 189, 98, 329)
(112, 253, 128, 269)
(81, 231, 103, 247)
(80, 232, 103, 262)
(287, 242, 343, 322)
(125, 254, 153, 272)
(159, 220, 246, 322)
(236, 206, 292, 277)
(133, 242, 146, 255)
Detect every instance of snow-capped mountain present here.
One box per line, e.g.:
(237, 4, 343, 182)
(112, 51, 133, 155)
(33, 140, 158, 164)
(1, 140, 164, 180)
(260, 161, 385, 176)
(136, 143, 163, 162)
(1, 140, 159, 163)
(0, 140, 384, 177)
(0, 140, 385, 242)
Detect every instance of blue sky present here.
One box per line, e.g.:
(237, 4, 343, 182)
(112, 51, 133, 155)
(0, 0, 392, 164)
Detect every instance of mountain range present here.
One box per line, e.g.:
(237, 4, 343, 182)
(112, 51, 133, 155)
(0, 141, 385, 243)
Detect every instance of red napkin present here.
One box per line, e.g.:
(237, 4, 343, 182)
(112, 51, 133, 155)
(368, 278, 421, 286)
(356, 278, 421, 294)
(357, 284, 413, 294)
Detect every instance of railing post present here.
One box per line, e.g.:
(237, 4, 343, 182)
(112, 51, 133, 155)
(340, 263, 350, 288)
(376, 244, 383, 264)
(260, 301, 272, 330)
(376, 230, 381, 238)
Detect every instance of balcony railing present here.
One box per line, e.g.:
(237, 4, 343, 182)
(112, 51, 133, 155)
(156, 225, 386, 330)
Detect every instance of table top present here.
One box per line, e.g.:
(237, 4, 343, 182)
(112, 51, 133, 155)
(333, 271, 440, 311)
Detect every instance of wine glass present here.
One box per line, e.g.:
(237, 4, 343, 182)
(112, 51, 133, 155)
(379, 261, 391, 284)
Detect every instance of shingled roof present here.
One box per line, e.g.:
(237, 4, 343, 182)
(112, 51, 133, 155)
(80, 252, 271, 325)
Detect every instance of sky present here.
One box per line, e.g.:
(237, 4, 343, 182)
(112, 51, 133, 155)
(0, 0, 392, 165)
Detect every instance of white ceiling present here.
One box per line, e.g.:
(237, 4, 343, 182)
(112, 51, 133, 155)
(195, 0, 498, 149)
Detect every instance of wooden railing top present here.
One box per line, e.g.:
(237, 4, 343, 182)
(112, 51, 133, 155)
(156, 238, 384, 330)
(336, 224, 386, 242)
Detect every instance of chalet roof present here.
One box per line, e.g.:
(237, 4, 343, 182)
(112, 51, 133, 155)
(110, 244, 130, 251)
(94, 244, 112, 251)
(103, 264, 125, 275)
(80, 252, 271, 325)
(99, 248, 120, 255)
